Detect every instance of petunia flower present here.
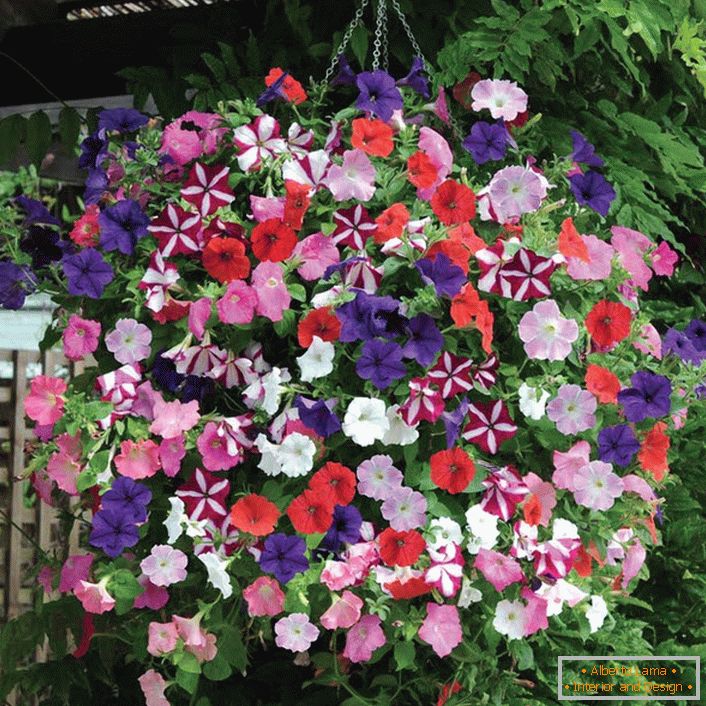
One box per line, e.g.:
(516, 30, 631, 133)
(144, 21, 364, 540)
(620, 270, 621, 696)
(25, 375, 67, 426)
(105, 318, 152, 365)
(598, 424, 640, 467)
(463, 121, 508, 164)
(260, 533, 309, 583)
(617, 371, 672, 423)
(471, 79, 528, 121)
(547, 384, 597, 435)
(291, 232, 340, 281)
(114, 439, 161, 479)
(198, 551, 233, 598)
(138, 670, 170, 706)
(474, 548, 524, 592)
(251, 261, 291, 322)
(320, 590, 363, 630)
(342, 397, 389, 446)
(418, 603, 462, 657)
(355, 70, 403, 121)
(140, 545, 188, 587)
(62, 248, 114, 298)
(243, 576, 285, 617)
(381, 486, 427, 531)
(98, 199, 150, 255)
(323, 149, 377, 202)
(356, 455, 404, 501)
(462, 400, 517, 455)
(233, 115, 287, 171)
(569, 171, 616, 217)
(74, 577, 116, 614)
(573, 461, 624, 511)
(343, 614, 386, 663)
(518, 299, 578, 361)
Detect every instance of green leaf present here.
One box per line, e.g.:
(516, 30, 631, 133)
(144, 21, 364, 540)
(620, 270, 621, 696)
(393, 640, 416, 671)
(350, 24, 369, 69)
(175, 666, 199, 694)
(217, 624, 248, 674)
(273, 308, 296, 337)
(202, 653, 232, 681)
(76, 468, 98, 493)
(26, 111, 52, 167)
(510, 640, 534, 671)
(288, 283, 307, 302)
(58, 107, 81, 152)
(0, 114, 27, 164)
(108, 569, 141, 601)
(176, 650, 202, 674)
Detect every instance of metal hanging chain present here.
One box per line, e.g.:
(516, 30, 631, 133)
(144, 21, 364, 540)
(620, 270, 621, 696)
(322, 0, 371, 85)
(390, 0, 430, 69)
(372, 0, 389, 72)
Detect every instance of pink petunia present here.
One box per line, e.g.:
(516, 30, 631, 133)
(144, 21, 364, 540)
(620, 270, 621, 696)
(518, 299, 578, 361)
(523, 472, 556, 527)
(140, 545, 188, 586)
(114, 439, 161, 479)
(291, 233, 340, 281)
(323, 149, 376, 202)
(650, 241, 678, 276)
(610, 226, 652, 291)
(632, 323, 662, 359)
(471, 79, 528, 121)
(418, 603, 462, 657)
(251, 261, 291, 322)
(74, 578, 115, 614)
(243, 576, 285, 617)
(159, 435, 186, 478)
(63, 315, 101, 361)
(149, 398, 200, 438)
(134, 575, 170, 610)
(552, 440, 591, 492)
(188, 297, 212, 340)
(196, 421, 242, 471)
(160, 110, 227, 165)
(320, 590, 363, 630)
(566, 234, 614, 281)
(417, 127, 453, 200)
(217, 280, 258, 325)
(25, 375, 67, 426)
(274, 613, 320, 652)
(105, 318, 152, 365)
(343, 614, 386, 663)
(573, 461, 623, 511)
(621, 538, 646, 589)
(474, 548, 524, 592)
(46, 451, 81, 495)
(250, 194, 285, 222)
(546, 384, 597, 435)
(520, 586, 549, 636)
(147, 621, 179, 656)
(138, 670, 170, 706)
(59, 554, 94, 593)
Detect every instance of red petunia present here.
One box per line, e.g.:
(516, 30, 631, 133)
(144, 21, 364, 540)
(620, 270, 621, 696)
(308, 462, 356, 506)
(407, 150, 438, 188)
(298, 307, 341, 348)
(230, 493, 280, 536)
(378, 527, 426, 567)
(430, 179, 476, 225)
(450, 283, 494, 353)
(522, 494, 542, 526)
(558, 217, 589, 262)
(585, 364, 621, 404)
(351, 118, 394, 157)
(572, 544, 593, 578)
(585, 300, 632, 347)
(202, 237, 251, 283)
(374, 203, 409, 243)
(265, 67, 307, 105)
(287, 489, 334, 534)
(638, 422, 670, 481)
(430, 448, 476, 494)
(283, 180, 310, 231)
(384, 576, 432, 600)
(251, 218, 298, 262)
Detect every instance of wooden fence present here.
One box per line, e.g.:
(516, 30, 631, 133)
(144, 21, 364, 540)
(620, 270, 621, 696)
(0, 349, 82, 622)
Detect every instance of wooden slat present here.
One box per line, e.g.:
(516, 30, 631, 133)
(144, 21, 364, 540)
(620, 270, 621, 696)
(6, 350, 28, 619)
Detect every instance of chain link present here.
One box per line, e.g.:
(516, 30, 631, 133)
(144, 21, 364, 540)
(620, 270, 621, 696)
(390, 0, 429, 69)
(323, 0, 371, 84)
(372, 0, 389, 71)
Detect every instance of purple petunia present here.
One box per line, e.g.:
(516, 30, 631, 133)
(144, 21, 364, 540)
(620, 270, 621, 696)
(355, 70, 403, 122)
(463, 121, 509, 164)
(356, 339, 407, 389)
(101, 476, 152, 523)
(416, 253, 466, 298)
(441, 398, 469, 448)
(663, 328, 704, 365)
(98, 199, 150, 255)
(686, 319, 706, 352)
(78, 129, 108, 170)
(617, 371, 672, 423)
(336, 292, 406, 342)
(98, 108, 149, 133)
(0, 261, 35, 310)
(322, 504, 362, 552)
(331, 54, 357, 87)
(84, 168, 109, 205)
(597, 424, 640, 467)
(295, 396, 342, 437)
(89, 507, 139, 557)
(62, 248, 114, 299)
(570, 130, 604, 168)
(256, 71, 289, 108)
(402, 314, 444, 367)
(259, 533, 309, 584)
(396, 57, 430, 98)
(568, 170, 616, 217)
(15, 195, 61, 227)
(20, 226, 67, 269)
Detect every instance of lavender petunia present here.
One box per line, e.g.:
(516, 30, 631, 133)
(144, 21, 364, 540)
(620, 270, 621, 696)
(102, 476, 152, 523)
(442, 398, 469, 448)
(663, 328, 704, 365)
(78, 129, 108, 170)
(570, 130, 604, 168)
(463, 121, 508, 164)
(295, 396, 342, 437)
(331, 54, 357, 87)
(98, 199, 150, 255)
(260, 533, 309, 584)
(98, 108, 148, 133)
(685, 319, 706, 352)
(15, 195, 61, 227)
(89, 507, 139, 557)
(416, 253, 466, 298)
(62, 248, 114, 299)
(0, 262, 35, 310)
(617, 371, 672, 423)
(396, 57, 430, 97)
(321, 504, 362, 552)
(597, 425, 640, 467)
(84, 168, 109, 205)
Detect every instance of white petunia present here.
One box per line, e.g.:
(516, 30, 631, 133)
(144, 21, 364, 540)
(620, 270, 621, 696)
(465, 504, 500, 554)
(255, 433, 284, 476)
(457, 577, 483, 608)
(427, 517, 463, 551)
(586, 595, 608, 633)
(164, 497, 186, 544)
(493, 599, 527, 640)
(380, 404, 418, 446)
(297, 337, 334, 383)
(277, 432, 316, 478)
(518, 382, 550, 420)
(342, 397, 389, 446)
(198, 552, 233, 599)
(261, 367, 290, 414)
